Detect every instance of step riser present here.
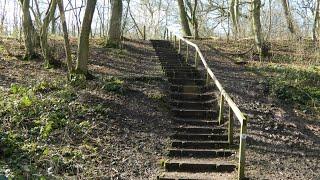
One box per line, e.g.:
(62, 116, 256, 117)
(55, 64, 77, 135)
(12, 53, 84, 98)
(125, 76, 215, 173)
(168, 79, 206, 86)
(169, 86, 213, 93)
(166, 73, 201, 79)
(172, 128, 226, 134)
(170, 94, 214, 101)
(171, 134, 228, 141)
(172, 120, 219, 126)
(165, 163, 236, 173)
(170, 102, 215, 109)
(172, 111, 217, 119)
(168, 150, 234, 158)
(172, 142, 230, 149)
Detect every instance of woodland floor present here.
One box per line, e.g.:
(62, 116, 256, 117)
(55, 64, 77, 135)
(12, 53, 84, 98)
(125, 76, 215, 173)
(0, 39, 171, 179)
(190, 39, 320, 179)
(0, 37, 319, 179)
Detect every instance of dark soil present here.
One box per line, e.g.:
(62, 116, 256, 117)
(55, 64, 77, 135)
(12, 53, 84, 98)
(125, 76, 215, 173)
(180, 39, 320, 179)
(0, 39, 170, 179)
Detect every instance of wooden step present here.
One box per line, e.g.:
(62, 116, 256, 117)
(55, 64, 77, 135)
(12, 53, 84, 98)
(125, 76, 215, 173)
(171, 140, 230, 149)
(171, 133, 228, 141)
(157, 172, 235, 180)
(169, 85, 214, 93)
(172, 118, 219, 126)
(167, 148, 235, 158)
(171, 109, 217, 119)
(168, 78, 206, 86)
(170, 92, 215, 101)
(164, 158, 236, 173)
(170, 99, 216, 109)
(172, 126, 226, 134)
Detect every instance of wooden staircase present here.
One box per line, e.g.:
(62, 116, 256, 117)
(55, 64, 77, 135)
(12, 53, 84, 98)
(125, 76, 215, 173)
(152, 40, 238, 180)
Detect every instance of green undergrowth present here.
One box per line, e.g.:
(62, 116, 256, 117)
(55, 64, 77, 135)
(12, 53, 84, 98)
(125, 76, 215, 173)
(0, 78, 113, 178)
(248, 63, 320, 115)
(102, 76, 125, 94)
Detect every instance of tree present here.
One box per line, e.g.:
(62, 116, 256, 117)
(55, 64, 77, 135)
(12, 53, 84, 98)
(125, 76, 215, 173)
(57, 0, 73, 77)
(230, 0, 240, 39)
(75, 0, 97, 77)
(40, 0, 57, 68)
(185, 0, 199, 39)
(313, 0, 320, 43)
(107, 0, 123, 47)
(177, 0, 192, 36)
(19, 0, 38, 60)
(251, 0, 266, 60)
(281, 0, 296, 36)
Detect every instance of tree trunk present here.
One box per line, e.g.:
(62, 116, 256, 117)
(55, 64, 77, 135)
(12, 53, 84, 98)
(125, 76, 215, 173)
(281, 0, 296, 36)
(252, 0, 265, 60)
(192, 0, 199, 39)
(177, 0, 192, 36)
(230, 0, 240, 39)
(107, 0, 123, 47)
(313, 0, 320, 43)
(75, 0, 97, 76)
(40, 0, 57, 68)
(57, 0, 73, 77)
(20, 0, 36, 60)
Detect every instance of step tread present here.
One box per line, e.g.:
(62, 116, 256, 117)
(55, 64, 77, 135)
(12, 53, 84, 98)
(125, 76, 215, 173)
(170, 99, 216, 104)
(166, 158, 236, 165)
(171, 108, 217, 112)
(168, 148, 235, 152)
(170, 92, 216, 96)
(158, 172, 236, 180)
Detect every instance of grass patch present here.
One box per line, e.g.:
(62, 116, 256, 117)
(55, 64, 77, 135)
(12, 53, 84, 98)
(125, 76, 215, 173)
(102, 76, 125, 94)
(248, 63, 320, 114)
(0, 78, 107, 178)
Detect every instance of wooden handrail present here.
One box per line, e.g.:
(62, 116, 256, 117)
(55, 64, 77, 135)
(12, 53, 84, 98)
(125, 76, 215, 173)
(165, 28, 248, 180)
(168, 32, 246, 125)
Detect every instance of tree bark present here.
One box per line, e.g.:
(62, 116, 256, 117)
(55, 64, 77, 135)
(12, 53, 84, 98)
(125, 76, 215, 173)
(107, 0, 123, 47)
(20, 0, 37, 60)
(57, 0, 73, 76)
(313, 0, 320, 43)
(75, 0, 97, 76)
(192, 0, 199, 39)
(40, 0, 57, 68)
(281, 0, 296, 36)
(230, 0, 240, 39)
(251, 0, 265, 60)
(177, 0, 192, 36)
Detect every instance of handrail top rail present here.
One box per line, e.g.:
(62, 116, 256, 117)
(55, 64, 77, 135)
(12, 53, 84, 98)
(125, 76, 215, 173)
(168, 29, 246, 125)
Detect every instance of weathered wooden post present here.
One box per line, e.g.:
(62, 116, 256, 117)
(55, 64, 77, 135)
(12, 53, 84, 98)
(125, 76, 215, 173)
(206, 72, 210, 85)
(194, 51, 198, 68)
(143, 26, 146, 40)
(228, 106, 234, 145)
(218, 93, 225, 125)
(238, 117, 248, 179)
(178, 39, 181, 53)
(170, 32, 172, 41)
(186, 44, 189, 63)
(174, 36, 177, 48)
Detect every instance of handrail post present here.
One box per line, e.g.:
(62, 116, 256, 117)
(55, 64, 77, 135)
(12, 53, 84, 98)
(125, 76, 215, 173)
(170, 32, 172, 41)
(218, 93, 224, 125)
(238, 117, 248, 180)
(174, 36, 177, 48)
(143, 25, 146, 40)
(206, 72, 210, 85)
(186, 44, 189, 63)
(228, 106, 234, 145)
(178, 39, 181, 53)
(194, 51, 198, 68)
